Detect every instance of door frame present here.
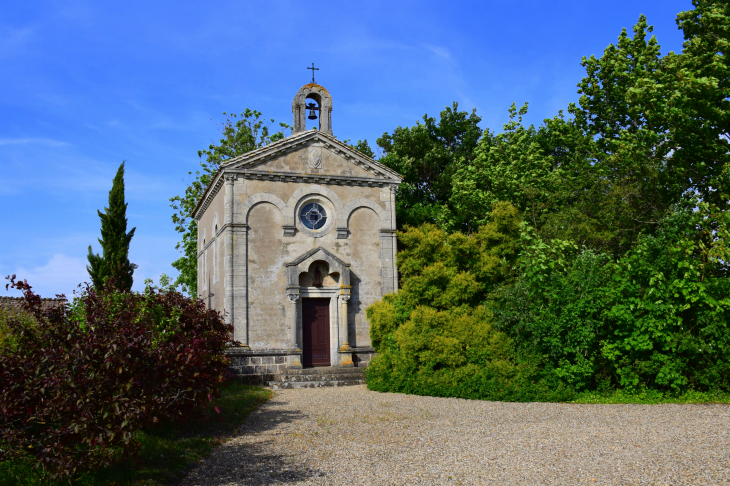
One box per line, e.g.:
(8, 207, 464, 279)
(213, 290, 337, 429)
(297, 287, 340, 367)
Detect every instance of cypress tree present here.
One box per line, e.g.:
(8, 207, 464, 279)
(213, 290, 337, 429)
(87, 161, 137, 290)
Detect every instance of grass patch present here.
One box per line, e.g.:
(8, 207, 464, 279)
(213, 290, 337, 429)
(0, 382, 272, 486)
(572, 388, 730, 404)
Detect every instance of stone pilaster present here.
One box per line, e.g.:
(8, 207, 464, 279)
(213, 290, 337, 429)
(224, 174, 237, 337)
(288, 292, 300, 351)
(287, 292, 303, 369)
(338, 287, 354, 367)
(339, 291, 351, 350)
(390, 184, 399, 293)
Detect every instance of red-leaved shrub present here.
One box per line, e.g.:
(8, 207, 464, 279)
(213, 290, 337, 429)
(0, 276, 235, 478)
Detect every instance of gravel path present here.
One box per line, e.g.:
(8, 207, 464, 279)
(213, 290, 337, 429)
(182, 385, 730, 485)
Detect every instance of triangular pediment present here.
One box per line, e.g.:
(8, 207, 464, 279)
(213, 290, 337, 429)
(285, 247, 349, 268)
(222, 130, 402, 182)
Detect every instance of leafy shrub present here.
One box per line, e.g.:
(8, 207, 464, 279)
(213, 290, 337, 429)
(367, 203, 574, 401)
(367, 304, 574, 402)
(600, 203, 730, 392)
(0, 277, 235, 479)
(495, 228, 613, 391)
(497, 201, 730, 394)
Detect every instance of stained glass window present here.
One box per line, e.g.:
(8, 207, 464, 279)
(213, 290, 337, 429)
(300, 202, 327, 230)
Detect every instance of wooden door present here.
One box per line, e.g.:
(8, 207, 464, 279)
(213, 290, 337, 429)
(302, 298, 331, 367)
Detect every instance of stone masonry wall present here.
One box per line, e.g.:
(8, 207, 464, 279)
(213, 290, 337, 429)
(0, 296, 67, 311)
(226, 347, 376, 384)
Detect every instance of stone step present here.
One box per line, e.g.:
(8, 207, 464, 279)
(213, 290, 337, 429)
(268, 379, 365, 390)
(272, 372, 364, 382)
(280, 367, 364, 376)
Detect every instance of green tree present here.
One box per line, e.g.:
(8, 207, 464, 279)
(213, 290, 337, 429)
(460, 9, 730, 256)
(600, 200, 730, 392)
(376, 102, 482, 230)
(170, 110, 290, 295)
(449, 103, 591, 232)
(669, 0, 730, 210)
(344, 139, 375, 158)
(554, 8, 730, 254)
(87, 162, 137, 291)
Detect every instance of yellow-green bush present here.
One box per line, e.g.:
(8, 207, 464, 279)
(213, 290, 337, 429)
(366, 203, 575, 402)
(367, 303, 573, 401)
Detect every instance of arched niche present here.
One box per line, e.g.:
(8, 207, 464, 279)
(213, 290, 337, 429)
(298, 260, 340, 287)
(292, 84, 333, 135)
(286, 247, 350, 293)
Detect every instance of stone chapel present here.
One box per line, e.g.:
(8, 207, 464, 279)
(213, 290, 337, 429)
(192, 82, 402, 377)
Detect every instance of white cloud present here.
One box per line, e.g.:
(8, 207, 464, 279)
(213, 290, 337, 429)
(2, 254, 89, 299)
(425, 44, 452, 59)
(0, 138, 70, 147)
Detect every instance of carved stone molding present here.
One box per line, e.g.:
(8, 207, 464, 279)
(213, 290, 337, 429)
(282, 225, 296, 237)
(305, 146, 323, 169)
(194, 175, 224, 220)
(287, 293, 300, 303)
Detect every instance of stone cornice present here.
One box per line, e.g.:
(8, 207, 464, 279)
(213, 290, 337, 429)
(237, 169, 396, 186)
(193, 171, 224, 221)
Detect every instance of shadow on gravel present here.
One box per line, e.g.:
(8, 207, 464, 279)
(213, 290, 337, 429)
(183, 396, 327, 485)
(184, 442, 325, 485)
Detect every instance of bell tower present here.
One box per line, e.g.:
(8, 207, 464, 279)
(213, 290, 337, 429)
(292, 65, 333, 135)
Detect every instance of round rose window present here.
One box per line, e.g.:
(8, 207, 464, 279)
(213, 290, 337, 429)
(300, 202, 327, 230)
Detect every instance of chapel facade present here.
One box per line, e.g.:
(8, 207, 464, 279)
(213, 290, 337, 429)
(192, 83, 402, 376)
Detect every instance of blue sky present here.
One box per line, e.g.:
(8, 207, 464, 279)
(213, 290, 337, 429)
(1, 0, 691, 298)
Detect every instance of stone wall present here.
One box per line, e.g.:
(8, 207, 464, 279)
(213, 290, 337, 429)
(352, 347, 376, 368)
(0, 296, 67, 311)
(226, 347, 376, 384)
(247, 203, 287, 348)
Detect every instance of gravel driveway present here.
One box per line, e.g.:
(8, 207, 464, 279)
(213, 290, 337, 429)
(181, 385, 730, 485)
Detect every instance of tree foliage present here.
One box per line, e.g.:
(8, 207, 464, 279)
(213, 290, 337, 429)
(170, 110, 290, 295)
(368, 2, 730, 400)
(376, 102, 482, 229)
(0, 276, 234, 479)
(344, 139, 375, 158)
(86, 162, 137, 291)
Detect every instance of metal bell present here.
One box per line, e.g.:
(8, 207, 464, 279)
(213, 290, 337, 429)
(306, 102, 318, 120)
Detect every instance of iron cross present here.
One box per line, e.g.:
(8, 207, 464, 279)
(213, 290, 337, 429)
(307, 63, 319, 84)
